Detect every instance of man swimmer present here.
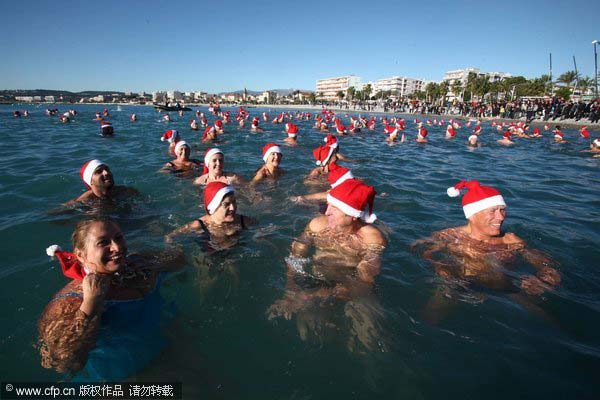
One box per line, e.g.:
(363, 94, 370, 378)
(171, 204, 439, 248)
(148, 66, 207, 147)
(268, 179, 386, 350)
(414, 181, 561, 296)
(65, 160, 139, 205)
(251, 143, 284, 183)
(497, 131, 515, 145)
(416, 127, 428, 143)
(284, 123, 299, 145)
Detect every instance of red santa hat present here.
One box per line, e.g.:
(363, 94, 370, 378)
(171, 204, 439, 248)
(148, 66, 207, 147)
(174, 140, 190, 155)
(204, 182, 235, 215)
(533, 127, 541, 134)
(161, 129, 179, 143)
(447, 180, 506, 219)
(203, 148, 223, 174)
(327, 162, 354, 188)
(286, 123, 299, 136)
(46, 245, 87, 280)
(313, 144, 336, 166)
(327, 179, 377, 223)
(593, 138, 600, 147)
(503, 131, 511, 139)
(473, 125, 482, 133)
(215, 120, 223, 128)
(324, 134, 338, 148)
(446, 125, 456, 137)
(80, 159, 106, 189)
(580, 126, 590, 138)
(101, 121, 111, 129)
(418, 128, 428, 139)
(262, 143, 282, 163)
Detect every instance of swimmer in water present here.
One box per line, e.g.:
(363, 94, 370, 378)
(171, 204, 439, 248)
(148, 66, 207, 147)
(413, 180, 561, 304)
(193, 148, 243, 186)
(553, 126, 565, 143)
(467, 134, 479, 147)
(416, 127, 428, 143)
(38, 218, 184, 376)
(268, 179, 387, 352)
(160, 130, 180, 156)
(190, 119, 198, 130)
(100, 121, 114, 137)
(130, 113, 137, 122)
(165, 182, 256, 246)
(251, 143, 284, 183)
(307, 144, 339, 182)
(65, 160, 139, 205)
(250, 117, 263, 132)
(284, 123, 299, 145)
(497, 130, 515, 145)
(161, 141, 200, 175)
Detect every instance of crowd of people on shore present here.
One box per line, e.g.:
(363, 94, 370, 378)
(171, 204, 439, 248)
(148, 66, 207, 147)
(12, 103, 596, 380)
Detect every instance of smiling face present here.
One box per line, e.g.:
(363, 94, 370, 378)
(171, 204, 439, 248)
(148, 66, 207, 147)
(207, 153, 224, 175)
(212, 193, 237, 224)
(75, 221, 128, 274)
(177, 144, 190, 159)
(266, 152, 282, 167)
(91, 165, 114, 190)
(468, 205, 506, 238)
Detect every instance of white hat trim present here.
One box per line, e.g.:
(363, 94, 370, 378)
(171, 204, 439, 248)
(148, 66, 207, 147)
(263, 146, 282, 163)
(204, 148, 223, 166)
(175, 141, 189, 154)
(326, 193, 377, 223)
(83, 159, 104, 186)
(330, 170, 354, 189)
(207, 186, 234, 215)
(315, 146, 336, 166)
(463, 195, 506, 219)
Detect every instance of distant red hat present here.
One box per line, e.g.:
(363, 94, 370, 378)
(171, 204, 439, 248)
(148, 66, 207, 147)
(418, 128, 428, 139)
(161, 129, 179, 143)
(324, 134, 338, 148)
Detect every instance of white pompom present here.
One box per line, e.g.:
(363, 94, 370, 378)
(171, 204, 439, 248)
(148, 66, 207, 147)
(315, 160, 322, 166)
(447, 187, 461, 197)
(160, 137, 165, 142)
(365, 213, 377, 224)
(46, 245, 61, 257)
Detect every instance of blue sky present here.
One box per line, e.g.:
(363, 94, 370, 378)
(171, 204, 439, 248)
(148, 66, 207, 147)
(2, 0, 599, 93)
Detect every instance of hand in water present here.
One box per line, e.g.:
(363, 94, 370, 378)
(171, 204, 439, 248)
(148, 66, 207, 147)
(267, 294, 309, 320)
(521, 275, 548, 295)
(537, 266, 561, 286)
(80, 273, 110, 316)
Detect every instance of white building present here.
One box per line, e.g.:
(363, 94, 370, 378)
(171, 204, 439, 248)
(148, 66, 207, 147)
(166, 91, 183, 101)
(152, 91, 166, 103)
(15, 96, 34, 102)
(316, 75, 361, 100)
(372, 76, 425, 97)
(45, 96, 55, 102)
(443, 67, 511, 86)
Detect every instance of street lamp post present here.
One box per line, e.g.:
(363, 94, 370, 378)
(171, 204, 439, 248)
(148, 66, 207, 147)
(593, 40, 599, 98)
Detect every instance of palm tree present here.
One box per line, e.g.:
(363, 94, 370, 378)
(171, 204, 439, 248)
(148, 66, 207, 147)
(557, 70, 580, 88)
(336, 90, 345, 103)
(451, 81, 463, 101)
(347, 86, 356, 100)
(363, 84, 372, 100)
(577, 76, 592, 94)
(308, 92, 316, 104)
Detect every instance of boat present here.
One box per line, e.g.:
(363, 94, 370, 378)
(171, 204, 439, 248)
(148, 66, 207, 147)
(153, 104, 192, 111)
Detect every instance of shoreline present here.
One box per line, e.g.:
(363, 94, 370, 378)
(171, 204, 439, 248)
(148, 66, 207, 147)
(4, 102, 598, 129)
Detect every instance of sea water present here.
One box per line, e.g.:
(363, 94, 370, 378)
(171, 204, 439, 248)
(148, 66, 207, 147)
(0, 104, 598, 399)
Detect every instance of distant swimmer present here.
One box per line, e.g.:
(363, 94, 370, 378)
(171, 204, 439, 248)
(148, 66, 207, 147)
(267, 179, 386, 351)
(553, 126, 565, 143)
(284, 123, 299, 145)
(468, 134, 479, 147)
(94, 112, 102, 120)
(65, 160, 139, 205)
(193, 148, 243, 186)
(579, 125, 590, 138)
(39, 218, 184, 377)
(497, 130, 514, 145)
(529, 127, 542, 138)
(161, 141, 200, 175)
(445, 124, 456, 139)
(202, 124, 219, 142)
(165, 182, 256, 246)
(130, 113, 137, 122)
(307, 144, 339, 181)
(251, 143, 284, 183)
(59, 115, 70, 123)
(413, 181, 561, 297)
(190, 119, 198, 130)
(163, 113, 171, 122)
(251, 117, 263, 132)
(103, 108, 109, 117)
(100, 121, 114, 137)
(416, 127, 428, 143)
(160, 129, 180, 156)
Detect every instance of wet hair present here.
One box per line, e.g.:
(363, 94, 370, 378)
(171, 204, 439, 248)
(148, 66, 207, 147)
(72, 218, 118, 252)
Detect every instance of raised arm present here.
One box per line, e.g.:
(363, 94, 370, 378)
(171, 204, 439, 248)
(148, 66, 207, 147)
(165, 220, 201, 243)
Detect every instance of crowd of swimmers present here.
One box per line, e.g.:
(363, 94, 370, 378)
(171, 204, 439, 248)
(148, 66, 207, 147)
(14, 104, 595, 379)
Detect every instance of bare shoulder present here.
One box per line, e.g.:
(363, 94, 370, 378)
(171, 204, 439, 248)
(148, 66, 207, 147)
(307, 215, 328, 233)
(358, 224, 387, 247)
(503, 232, 525, 245)
(75, 190, 93, 202)
(193, 174, 208, 185)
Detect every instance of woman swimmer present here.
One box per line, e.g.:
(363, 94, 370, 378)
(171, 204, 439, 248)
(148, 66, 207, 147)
(251, 143, 284, 183)
(38, 219, 184, 377)
(193, 148, 243, 186)
(161, 141, 200, 175)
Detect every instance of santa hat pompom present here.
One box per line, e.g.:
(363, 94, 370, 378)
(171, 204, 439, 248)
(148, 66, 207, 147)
(447, 187, 461, 197)
(160, 136, 166, 142)
(364, 213, 377, 224)
(46, 244, 62, 257)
